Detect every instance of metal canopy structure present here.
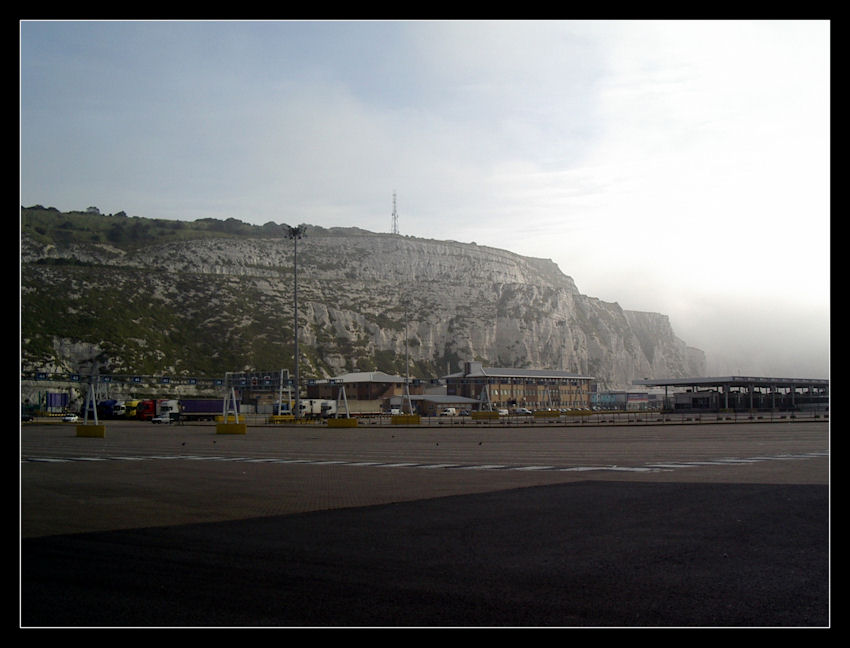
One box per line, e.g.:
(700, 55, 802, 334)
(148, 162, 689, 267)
(632, 376, 828, 390)
(632, 376, 829, 411)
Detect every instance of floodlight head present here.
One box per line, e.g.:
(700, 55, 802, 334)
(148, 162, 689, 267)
(286, 224, 307, 239)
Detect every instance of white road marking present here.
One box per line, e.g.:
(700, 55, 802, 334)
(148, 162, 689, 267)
(21, 452, 827, 477)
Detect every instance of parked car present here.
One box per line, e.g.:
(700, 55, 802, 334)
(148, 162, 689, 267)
(151, 414, 173, 424)
(497, 409, 510, 416)
(62, 414, 79, 422)
(514, 407, 533, 415)
(21, 413, 34, 422)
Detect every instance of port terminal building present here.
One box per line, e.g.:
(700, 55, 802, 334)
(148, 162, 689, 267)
(306, 364, 593, 415)
(305, 371, 426, 415)
(632, 376, 829, 412)
(445, 361, 593, 411)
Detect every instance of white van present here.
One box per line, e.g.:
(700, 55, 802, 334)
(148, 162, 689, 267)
(439, 407, 457, 416)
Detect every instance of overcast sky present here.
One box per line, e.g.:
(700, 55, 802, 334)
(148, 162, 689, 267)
(19, 20, 830, 378)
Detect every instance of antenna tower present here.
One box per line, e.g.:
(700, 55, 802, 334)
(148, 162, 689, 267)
(391, 192, 399, 235)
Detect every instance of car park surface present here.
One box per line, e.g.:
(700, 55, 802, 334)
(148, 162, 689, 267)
(21, 419, 829, 627)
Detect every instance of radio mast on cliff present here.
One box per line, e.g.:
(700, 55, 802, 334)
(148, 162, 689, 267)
(391, 192, 399, 235)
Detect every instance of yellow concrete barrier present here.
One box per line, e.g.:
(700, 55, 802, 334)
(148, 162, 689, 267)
(216, 414, 245, 423)
(391, 414, 420, 425)
(267, 415, 295, 424)
(471, 411, 499, 420)
(327, 417, 358, 428)
(76, 424, 106, 438)
(533, 410, 561, 418)
(216, 422, 247, 435)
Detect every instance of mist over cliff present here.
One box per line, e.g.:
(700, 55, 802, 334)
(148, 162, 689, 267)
(20, 209, 705, 388)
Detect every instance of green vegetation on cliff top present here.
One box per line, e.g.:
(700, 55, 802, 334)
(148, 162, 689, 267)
(21, 204, 305, 249)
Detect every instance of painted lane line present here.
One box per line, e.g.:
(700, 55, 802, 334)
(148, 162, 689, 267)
(21, 451, 829, 478)
(677, 460, 751, 466)
(266, 459, 312, 464)
(560, 466, 615, 472)
(560, 465, 662, 472)
(713, 459, 761, 463)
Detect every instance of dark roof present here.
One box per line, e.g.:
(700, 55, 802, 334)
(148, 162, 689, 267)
(633, 376, 829, 389)
(391, 394, 479, 404)
(446, 366, 593, 380)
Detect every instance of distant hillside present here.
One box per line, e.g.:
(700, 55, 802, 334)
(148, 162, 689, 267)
(20, 206, 705, 388)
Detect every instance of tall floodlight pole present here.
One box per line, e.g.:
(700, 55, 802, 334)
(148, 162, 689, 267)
(287, 225, 306, 420)
(403, 314, 410, 414)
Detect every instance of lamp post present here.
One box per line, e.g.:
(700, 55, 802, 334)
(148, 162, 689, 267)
(287, 224, 306, 420)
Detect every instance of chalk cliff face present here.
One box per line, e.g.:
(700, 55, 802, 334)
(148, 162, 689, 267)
(20, 224, 705, 388)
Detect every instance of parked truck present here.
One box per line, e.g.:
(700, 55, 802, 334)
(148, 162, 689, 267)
(273, 401, 294, 415)
(298, 399, 338, 419)
(96, 399, 123, 419)
(179, 399, 238, 422)
(136, 399, 180, 421)
(136, 399, 156, 421)
(123, 400, 140, 419)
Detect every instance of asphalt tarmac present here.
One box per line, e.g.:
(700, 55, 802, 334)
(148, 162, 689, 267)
(20, 419, 830, 628)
